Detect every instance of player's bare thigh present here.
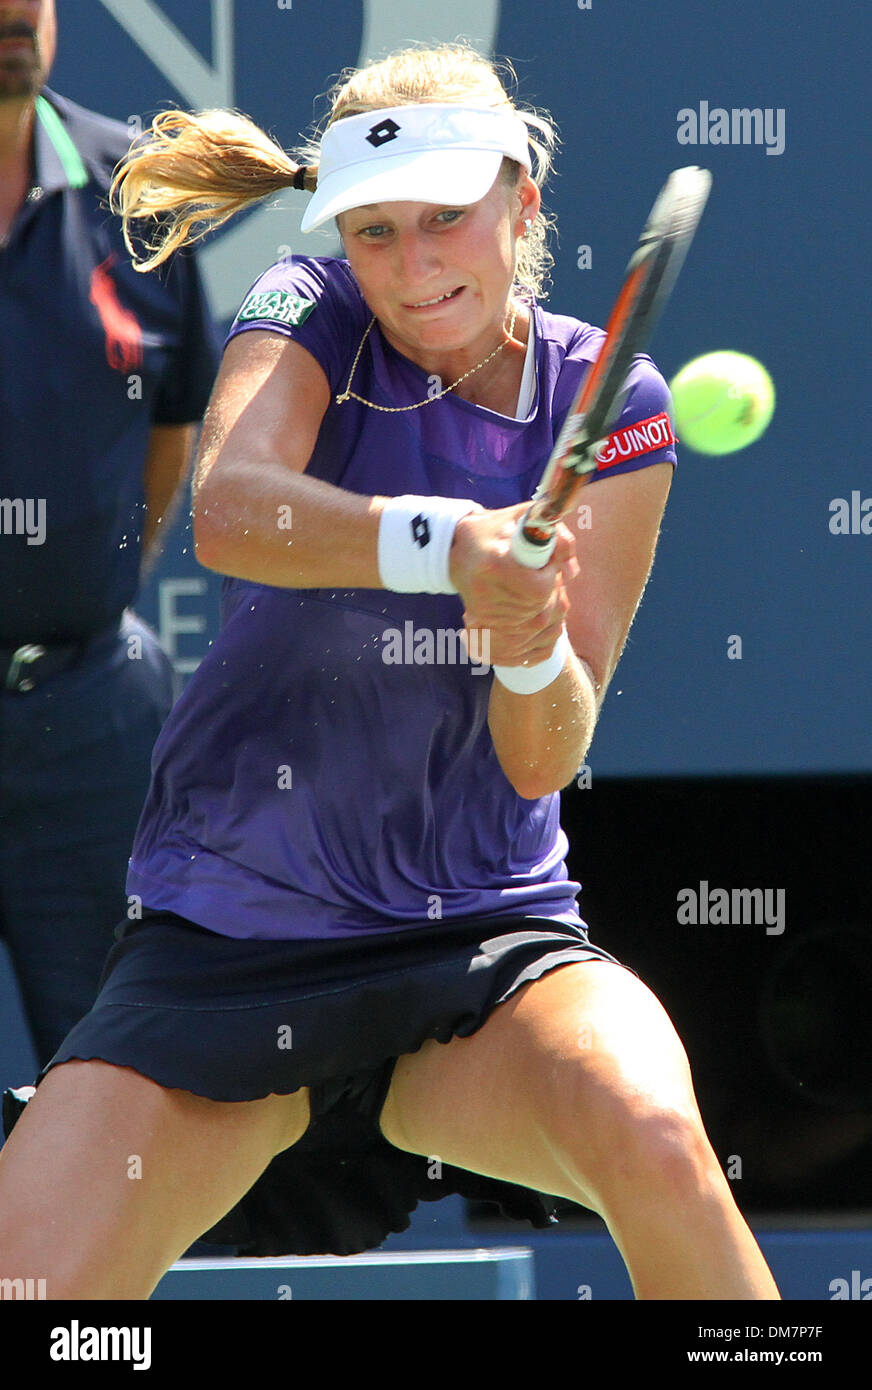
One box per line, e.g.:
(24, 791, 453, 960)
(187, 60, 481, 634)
(0, 1059, 310, 1299)
(377, 959, 705, 1212)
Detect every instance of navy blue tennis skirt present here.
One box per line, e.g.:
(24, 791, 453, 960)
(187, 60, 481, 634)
(2, 907, 628, 1257)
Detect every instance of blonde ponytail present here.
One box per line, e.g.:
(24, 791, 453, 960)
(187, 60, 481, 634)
(109, 107, 316, 271)
(111, 42, 558, 297)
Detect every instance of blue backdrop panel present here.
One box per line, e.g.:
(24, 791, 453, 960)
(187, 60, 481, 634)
(149, 1228, 872, 1301)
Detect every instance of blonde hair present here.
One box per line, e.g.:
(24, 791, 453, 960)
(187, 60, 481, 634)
(110, 43, 558, 299)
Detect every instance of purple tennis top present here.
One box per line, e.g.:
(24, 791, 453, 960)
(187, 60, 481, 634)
(126, 256, 677, 940)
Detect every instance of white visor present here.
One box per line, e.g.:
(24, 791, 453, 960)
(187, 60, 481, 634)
(300, 103, 532, 232)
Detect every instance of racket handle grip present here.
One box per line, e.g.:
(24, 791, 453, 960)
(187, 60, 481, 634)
(510, 514, 556, 569)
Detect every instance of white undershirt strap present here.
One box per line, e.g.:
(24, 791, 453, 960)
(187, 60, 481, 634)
(515, 312, 537, 419)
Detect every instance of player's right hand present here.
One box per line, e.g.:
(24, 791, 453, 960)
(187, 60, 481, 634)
(449, 504, 578, 668)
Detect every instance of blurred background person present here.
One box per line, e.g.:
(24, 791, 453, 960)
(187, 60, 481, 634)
(0, 0, 220, 1070)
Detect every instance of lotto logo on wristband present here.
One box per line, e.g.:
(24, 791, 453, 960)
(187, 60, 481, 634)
(411, 514, 431, 547)
(595, 412, 676, 469)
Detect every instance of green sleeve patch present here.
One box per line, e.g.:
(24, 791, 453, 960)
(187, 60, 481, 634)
(236, 289, 317, 327)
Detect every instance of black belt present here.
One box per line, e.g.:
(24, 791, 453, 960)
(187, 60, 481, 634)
(0, 621, 122, 692)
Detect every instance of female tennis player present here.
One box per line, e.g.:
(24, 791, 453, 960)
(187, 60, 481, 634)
(0, 44, 779, 1300)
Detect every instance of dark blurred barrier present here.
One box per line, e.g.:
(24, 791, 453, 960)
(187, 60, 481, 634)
(470, 774, 872, 1222)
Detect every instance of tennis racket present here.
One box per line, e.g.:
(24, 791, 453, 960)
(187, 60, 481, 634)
(511, 165, 712, 569)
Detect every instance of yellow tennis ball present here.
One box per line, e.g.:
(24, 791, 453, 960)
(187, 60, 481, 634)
(669, 351, 775, 455)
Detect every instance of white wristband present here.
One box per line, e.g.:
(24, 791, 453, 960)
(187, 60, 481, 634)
(493, 628, 571, 695)
(377, 495, 482, 594)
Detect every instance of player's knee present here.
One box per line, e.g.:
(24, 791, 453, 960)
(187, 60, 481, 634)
(552, 1089, 719, 1214)
(611, 1103, 717, 1202)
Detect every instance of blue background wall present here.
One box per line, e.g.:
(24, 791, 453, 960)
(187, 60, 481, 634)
(49, 0, 872, 777)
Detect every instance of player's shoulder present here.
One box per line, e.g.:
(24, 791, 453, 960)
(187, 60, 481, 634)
(535, 301, 671, 402)
(39, 86, 133, 186)
(619, 352, 673, 415)
(534, 301, 605, 364)
(231, 255, 368, 335)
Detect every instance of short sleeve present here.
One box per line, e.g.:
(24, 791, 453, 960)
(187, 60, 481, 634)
(224, 256, 368, 397)
(151, 251, 222, 424)
(588, 354, 678, 482)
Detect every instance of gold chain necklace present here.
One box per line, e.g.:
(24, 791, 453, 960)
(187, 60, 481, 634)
(335, 302, 519, 413)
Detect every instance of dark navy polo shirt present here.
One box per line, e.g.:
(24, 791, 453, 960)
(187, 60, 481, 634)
(0, 87, 221, 645)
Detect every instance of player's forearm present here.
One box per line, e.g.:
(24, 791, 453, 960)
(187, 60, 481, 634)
(193, 460, 387, 588)
(487, 648, 598, 799)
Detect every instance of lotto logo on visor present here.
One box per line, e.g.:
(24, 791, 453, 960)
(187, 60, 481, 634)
(300, 103, 532, 233)
(595, 412, 677, 469)
(367, 119, 401, 147)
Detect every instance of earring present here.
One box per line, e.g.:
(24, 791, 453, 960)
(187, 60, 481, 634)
(523, 218, 533, 238)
